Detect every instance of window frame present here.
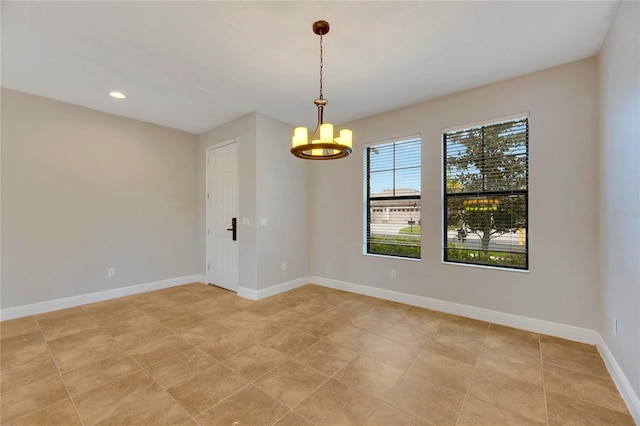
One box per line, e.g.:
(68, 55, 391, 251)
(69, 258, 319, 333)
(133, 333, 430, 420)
(363, 135, 422, 261)
(441, 114, 529, 271)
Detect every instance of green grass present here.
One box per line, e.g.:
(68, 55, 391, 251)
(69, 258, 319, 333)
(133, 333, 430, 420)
(445, 243, 526, 268)
(369, 234, 420, 259)
(399, 225, 421, 235)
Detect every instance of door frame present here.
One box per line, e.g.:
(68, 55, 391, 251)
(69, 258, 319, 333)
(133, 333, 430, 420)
(205, 138, 239, 289)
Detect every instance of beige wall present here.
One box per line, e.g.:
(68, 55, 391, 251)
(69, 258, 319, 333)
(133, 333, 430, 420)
(310, 57, 601, 329)
(255, 113, 309, 289)
(1, 89, 198, 309)
(196, 112, 309, 291)
(598, 0, 640, 397)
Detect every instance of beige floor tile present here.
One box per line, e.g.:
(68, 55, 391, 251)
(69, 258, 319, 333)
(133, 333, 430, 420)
(260, 309, 308, 328)
(484, 325, 541, 357)
(361, 336, 420, 370)
(5, 399, 81, 426)
(467, 367, 546, 424)
(36, 308, 100, 341)
(295, 340, 357, 376)
(82, 298, 144, 323)
(222, 345, 288, 380)
(167, 364, 248, 416)
(199, 328, 274, 361)
(546, 391, 636, 426)
(74, 371, 160, 425)
(0, 316, 40, 339)
(247, 319, 290, 337)
(48, 329, 125, 373)
(274, 411, 315, 426)
(324, 325, 378, 352)
(197, 384, 289, 426)
(477, 346, 543, 386)
(292, 300, 336, 316)
(0, 285, 632, 426)
(540, 334, 600, 354)
(162, 314, 231, 346)
(246, 300, 291, 317)
(94, 388, 192, 425)
(366, 403, 429, 425)
(334, 355, 403, 400)
(113, 322, 174, 350)
(125, 334, 191, 367)
(100, 314, 159, 338)
(215, 310, 266, 330)
(380, 322, 432, 347)
(350, 313, 396, 334)
(296, 378, 381, 425)
(368, 305, 409, 322)
(405, 306, 450, 321)
(385, 373, 465, 426)
(1, 351, 58, 393)
(0, 374, 69, 423)
(407, 349, 475, 393)
(295, 317, 342, 338)
(457, 395, 545, 426)
(146, 347, 217, 389)
(62, 352, 141, 396)
(543, 363, 629, 413)
(316, 305, 361, 323)
(424, 328, 485, 365)
(541, 339, 609, 377)
(400, 314, 441, 333)
(261, 329, 320, 357)
(254, 359, 328, 408)
(1, 330, 47, 367)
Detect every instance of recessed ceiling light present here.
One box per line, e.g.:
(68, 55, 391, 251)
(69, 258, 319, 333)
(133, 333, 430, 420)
(109, 91, 126, 99)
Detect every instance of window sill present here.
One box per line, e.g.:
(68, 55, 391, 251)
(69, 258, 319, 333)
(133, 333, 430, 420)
(363, 252, 422, 262)
(441, 260, 529, 273)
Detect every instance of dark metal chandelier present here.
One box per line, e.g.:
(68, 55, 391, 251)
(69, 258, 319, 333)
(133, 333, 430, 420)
(291, 20, 353, 160)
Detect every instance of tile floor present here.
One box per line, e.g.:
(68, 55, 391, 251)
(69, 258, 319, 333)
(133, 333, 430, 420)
(0, 283, 635, 425)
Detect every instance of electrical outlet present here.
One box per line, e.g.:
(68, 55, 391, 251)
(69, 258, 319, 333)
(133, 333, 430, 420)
(281, 262, 287, 271)
(390, 269, 397, 279)
(107, 267, 115, 277)
(613, 318, 618, 336)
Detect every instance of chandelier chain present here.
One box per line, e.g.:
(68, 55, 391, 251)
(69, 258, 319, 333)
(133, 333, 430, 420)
(319, 33, 323, 99)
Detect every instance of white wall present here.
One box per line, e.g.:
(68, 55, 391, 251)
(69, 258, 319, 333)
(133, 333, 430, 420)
(197, 113, 258, 290)
(255, 113, 309, 289)
(310, 58, 601, 330)
(599, 0, 640, 397)
(1, 89, 198, 309)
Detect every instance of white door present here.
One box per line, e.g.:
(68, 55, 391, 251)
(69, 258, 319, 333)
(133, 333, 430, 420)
(206, 142, 239, 292)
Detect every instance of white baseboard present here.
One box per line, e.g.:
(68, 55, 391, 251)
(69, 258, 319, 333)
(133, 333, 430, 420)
(238, 277, 310, 301)
(0, 274, 206, 321)
(310, 276, 598, 344)
(597, 335, 640, 424)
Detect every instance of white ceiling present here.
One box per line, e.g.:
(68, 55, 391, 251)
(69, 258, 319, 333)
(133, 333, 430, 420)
(1, 1, 618, 134)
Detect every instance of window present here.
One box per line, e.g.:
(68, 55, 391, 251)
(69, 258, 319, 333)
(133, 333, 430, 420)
(443, 117, 528, 270)
(365, 137, 421, 259)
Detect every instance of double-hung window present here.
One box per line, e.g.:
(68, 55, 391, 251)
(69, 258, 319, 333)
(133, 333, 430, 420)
(365, 137, 421, 259)
(443, 117, 528, 270)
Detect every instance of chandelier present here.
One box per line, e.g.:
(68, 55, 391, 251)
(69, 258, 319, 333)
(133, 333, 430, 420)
(291, 20, 353, 160)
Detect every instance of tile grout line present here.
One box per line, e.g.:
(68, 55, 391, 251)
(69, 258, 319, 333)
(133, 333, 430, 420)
(35, 318, 87, 426)
(452, 322, 489, 426)
(540, 334, 550, 426)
